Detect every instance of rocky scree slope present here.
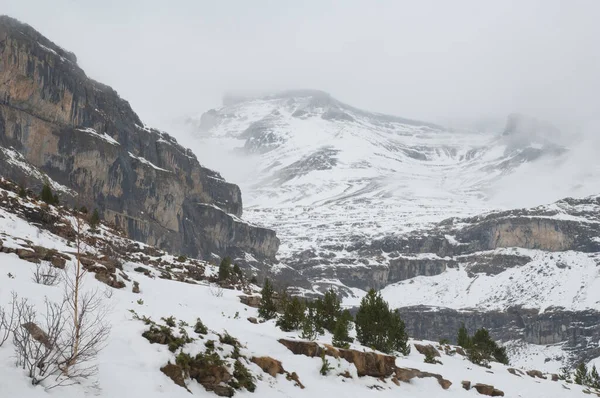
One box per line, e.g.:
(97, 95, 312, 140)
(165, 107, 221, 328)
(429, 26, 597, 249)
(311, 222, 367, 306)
(0, 15, 278, 265)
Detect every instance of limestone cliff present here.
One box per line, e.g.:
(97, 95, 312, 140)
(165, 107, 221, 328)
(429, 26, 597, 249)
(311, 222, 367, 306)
(0, 16, 279, 262)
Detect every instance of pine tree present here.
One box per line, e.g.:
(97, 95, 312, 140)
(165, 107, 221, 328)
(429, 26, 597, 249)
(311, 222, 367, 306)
(276, 296, 306, 332)
(40, 183, 54, 204)
(332, 309, 353, 349)
(90, 209, 100, 230)
(218, 257, 232, 281)
(457, 323, 470, 348)
(558, 365, 572, 382)
(258, 278, 277, 320)
(590, 365, 600, 388)
(355, 289, 409, 354)
(233, 263, 243, 278)
(300, 307, 320, 340)
(389, 310, 410, 355)
(314, 289, 342, 333)
(575, 362, 588, 385)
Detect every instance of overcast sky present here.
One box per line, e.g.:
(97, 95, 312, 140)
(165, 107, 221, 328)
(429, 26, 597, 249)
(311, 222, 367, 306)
(2, 0, 599, 131)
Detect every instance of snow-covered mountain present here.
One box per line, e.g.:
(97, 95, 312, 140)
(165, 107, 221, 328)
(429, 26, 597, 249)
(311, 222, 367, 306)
(184, 91, 572, 283)
(183, 91, 600, 367)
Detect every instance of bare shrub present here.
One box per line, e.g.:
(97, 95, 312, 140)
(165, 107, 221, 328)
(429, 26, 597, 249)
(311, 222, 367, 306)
(12, 295, 67, 387)
(0, 293, 17, 347)
(31, 262, 61, 286)
(210, 284, 224, 298)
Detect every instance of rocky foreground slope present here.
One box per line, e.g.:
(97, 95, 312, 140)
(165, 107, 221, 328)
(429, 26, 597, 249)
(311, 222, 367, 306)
(0, 176, 596, 398)
(0, 15, 278, 266)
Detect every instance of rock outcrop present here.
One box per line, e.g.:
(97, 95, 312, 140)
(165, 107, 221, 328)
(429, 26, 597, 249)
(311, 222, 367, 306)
(394, 367, 452, 389)
(277, 338, 451, 389)
(0, 16, 279, 264)
(278, 339, 396, 378)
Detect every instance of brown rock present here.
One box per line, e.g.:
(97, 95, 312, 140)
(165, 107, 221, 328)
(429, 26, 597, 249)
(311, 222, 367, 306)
(414, 343, 441, 358)
(212, 385, 235, 397)
(395, 367, 452, 390)
(21, 322, 51, 348)
(50, 256, 66, 269)
(278, 338, 395, 378)
(251, 356, 285, 377)
(455, 347, 466, 356)
(278, 339, 324, 358)
(507, 368, 523, 377)
(239, 295, 261, 308)
(526, 369, 546, 379)
(16, 248, 40, 263)
(473, 383, 505, 396)
(337, 348, 395, 377)
(132, 281, 140, 293)
(247, 317, 258, 324)
(160, 363, 187, 389)
(551, 373, 559, 381)
(95, 272, 126, 289)
(462, 380, 471, 390)
(79, 257, 95, 267)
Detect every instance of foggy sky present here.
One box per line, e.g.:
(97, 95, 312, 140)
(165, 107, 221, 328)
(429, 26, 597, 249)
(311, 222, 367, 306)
(2, 0, 599, 131)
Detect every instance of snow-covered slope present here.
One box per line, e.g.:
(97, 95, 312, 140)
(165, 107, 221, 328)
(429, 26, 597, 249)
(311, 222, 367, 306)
(0, 178, 595, 397)
(184, 91, 574, 285)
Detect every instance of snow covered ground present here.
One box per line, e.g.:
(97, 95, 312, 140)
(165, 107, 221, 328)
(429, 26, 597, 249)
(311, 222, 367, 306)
(0, 181, 595, 397)
(0, 253, 593, 398)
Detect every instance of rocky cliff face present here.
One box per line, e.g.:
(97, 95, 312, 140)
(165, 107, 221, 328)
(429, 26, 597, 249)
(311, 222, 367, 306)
(398, 306, 600, 367)
(0, 16, 279, 263)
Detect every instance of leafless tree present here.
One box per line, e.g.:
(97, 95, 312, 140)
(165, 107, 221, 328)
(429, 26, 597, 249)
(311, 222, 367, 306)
(31, 262, 61, 286)
(58, 207, 111, 382)
(11, 205, 111, 389)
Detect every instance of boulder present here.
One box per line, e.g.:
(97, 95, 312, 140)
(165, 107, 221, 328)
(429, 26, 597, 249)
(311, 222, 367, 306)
(247, 317, 258, 324)
(508, 368, 524, 377)
(414, 343, 441, 358)
(251, 356, 285, 377)
(462, 380, 471, 390)
(473, 383, 505, 397)
(21, 322, 51, 348)
(239, 295, 261, 308)
(16, 248, 40, 263)
(160, 363, 187, 389)
(526, 369, 546, 379)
